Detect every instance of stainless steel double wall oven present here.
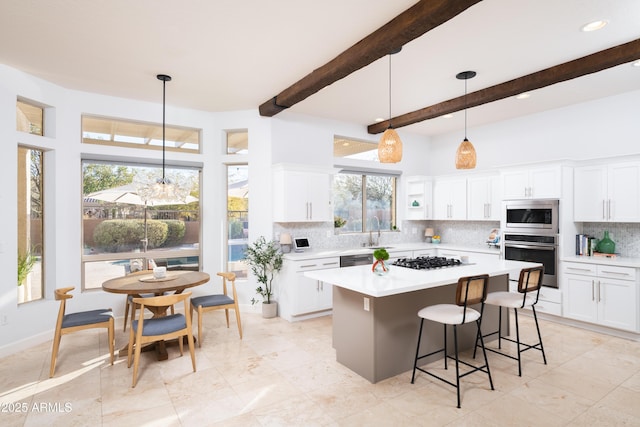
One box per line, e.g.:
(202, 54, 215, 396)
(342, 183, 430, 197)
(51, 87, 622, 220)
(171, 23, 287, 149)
(502, 199, 559, 288)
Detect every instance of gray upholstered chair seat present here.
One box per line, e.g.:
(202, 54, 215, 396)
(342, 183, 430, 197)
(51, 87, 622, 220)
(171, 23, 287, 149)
(62, 309, 114, 328)
(132, 314, 186, 336)
(191, 294, 234, 308)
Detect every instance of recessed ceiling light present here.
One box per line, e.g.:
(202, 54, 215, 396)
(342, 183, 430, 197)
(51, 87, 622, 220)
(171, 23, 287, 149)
(374, 117, 385, 122)
(581, 20, 608, 32)
(516, 93, 531, 100)
(633, 60, 640, 67)
(442, 114, 453, 119)
(342, 142, 350, 147)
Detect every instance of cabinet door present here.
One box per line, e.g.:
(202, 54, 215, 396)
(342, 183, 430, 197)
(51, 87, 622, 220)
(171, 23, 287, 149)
(529, 166, 560, 199)
(291, 275, 323, 315)
(608, 163, 640, 222)
(598, 278, 638, 332)
(501, 170, 529, 199)
(467, 176, 499, 220)
(563, 275, 598, 324)
(574, 166, 607, 221)
(433, 179, 466, 219)
(306, 172, 332, 221)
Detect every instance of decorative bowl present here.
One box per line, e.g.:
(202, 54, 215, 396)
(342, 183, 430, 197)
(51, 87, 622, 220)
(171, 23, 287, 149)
(431, 238, 441, 244)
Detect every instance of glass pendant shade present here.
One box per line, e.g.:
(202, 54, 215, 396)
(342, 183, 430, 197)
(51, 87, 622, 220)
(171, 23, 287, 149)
(378, 128, 403, 163)
(455, 138, 476, 169)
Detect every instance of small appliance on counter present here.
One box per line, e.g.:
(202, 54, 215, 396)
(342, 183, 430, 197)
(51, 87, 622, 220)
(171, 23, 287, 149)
(486, 228, 500, 247)
(293, 237, 311, 252)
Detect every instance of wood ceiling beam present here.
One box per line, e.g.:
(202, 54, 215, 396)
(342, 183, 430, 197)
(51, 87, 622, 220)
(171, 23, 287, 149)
(258, 0, 482, 117)
(368, 38, 640, 134)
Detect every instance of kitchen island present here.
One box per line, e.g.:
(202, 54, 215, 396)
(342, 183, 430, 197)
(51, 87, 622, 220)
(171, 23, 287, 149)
(304, 259, 539, 383)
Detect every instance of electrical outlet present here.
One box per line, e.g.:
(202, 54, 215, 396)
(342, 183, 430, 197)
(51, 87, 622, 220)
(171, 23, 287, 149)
(363, 297, 370, 311)
(1, 314, 7, 326)
(326, 230, 332, 237)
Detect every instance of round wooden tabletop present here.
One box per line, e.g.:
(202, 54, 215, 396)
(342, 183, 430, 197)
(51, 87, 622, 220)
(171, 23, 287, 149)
(102, 270, 210, 295)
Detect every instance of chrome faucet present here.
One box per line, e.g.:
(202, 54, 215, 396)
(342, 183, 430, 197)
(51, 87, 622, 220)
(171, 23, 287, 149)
(368, 216, 380, 247)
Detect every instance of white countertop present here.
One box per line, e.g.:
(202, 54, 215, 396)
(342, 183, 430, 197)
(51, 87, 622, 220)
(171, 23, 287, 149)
(304, 259, 539, 298)
(561, 255, 640, 268)
(284, 242, 501, 261)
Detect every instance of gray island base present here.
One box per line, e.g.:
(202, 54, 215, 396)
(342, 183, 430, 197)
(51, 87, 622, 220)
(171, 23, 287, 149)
(304, 260, 539, 383)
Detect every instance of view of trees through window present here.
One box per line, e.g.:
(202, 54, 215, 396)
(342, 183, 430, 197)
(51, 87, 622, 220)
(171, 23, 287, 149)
(227, 164, 248, 278)
(82, 161, 200, 289)
(333, 172, 396, 233)
(17, 146, 44, 303)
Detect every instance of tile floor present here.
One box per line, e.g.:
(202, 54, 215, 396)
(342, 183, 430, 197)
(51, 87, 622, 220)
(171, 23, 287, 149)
(1, 310, 639, 426)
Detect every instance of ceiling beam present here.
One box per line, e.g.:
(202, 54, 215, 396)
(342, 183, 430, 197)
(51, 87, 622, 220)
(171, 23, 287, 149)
(258, 0, 482, 117)
(368, 38, 640, 134)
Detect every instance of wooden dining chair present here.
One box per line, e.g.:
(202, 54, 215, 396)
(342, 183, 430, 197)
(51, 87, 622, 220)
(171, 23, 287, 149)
(127, 292, 196, 388)
(50, 287, 115, 378)
(190, 272, 242, 347)
(122, 270, 174, 332)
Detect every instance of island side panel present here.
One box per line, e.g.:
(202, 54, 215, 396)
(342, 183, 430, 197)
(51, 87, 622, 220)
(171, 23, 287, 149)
(332, 286, 376, 381)
(332, 274, 509, 383)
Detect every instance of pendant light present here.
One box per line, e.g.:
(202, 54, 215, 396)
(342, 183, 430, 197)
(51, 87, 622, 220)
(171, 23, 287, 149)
(378, 49, 403, 163)
(136, 74, 190, 204)
(455, 70, 477, 169)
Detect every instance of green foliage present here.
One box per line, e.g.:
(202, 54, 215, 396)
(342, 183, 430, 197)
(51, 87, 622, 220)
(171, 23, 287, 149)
(373, 248, 389, 261)
(17, 249, 36, 286)
(334, 216, 347, 228)
(243, 236, 283, 304)
(82, 164, 134, 195)
(161, 220, 186, 247)
(228, 219, 245, 239)
(93, 220, 169, 251)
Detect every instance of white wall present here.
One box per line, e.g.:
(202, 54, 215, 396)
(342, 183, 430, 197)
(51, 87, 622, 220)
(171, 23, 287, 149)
(427, 90, 640, 175)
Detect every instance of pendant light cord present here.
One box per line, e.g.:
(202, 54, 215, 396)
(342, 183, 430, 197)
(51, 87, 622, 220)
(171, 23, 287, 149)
(464, 77, 468, 140)
(161, 78, 166, 182)
(388, 54, 392, 129)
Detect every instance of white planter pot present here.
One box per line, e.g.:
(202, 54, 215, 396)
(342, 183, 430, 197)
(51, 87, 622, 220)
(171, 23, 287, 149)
(262, 301, 278, 318)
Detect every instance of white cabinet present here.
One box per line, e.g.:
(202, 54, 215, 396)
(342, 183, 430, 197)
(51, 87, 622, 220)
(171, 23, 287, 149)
(563, 262, 638, 332)
(574, 162, 640, 222)
(279, 257, 340, 321)
(501, 165, 561, 199)
(405, 176, 432, 220)
(467, 174, 501, 220)
(433, 178, 467, 220)
(273, 168, 332, 222)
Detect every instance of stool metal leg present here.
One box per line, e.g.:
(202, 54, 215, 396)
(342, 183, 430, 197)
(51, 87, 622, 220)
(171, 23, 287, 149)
(453, 324, 461, 408)
(514, 308, 522, 376)
(411, 319, 425, 384)
(497, 306, 503, 349)
(443, 324, 448, 369)
(477, 319, 494, 391)
(532, 306, 548, 365)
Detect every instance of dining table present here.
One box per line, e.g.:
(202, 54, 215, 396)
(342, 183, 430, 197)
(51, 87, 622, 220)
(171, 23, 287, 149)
(102, 270, 210, 360)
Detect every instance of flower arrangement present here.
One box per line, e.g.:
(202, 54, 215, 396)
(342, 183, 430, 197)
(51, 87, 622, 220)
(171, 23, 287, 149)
(372, 248, 390, 274)
(431, 235, 441, 243)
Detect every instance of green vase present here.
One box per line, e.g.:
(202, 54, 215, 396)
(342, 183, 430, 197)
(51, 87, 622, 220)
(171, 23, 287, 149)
(597, 231, 615, 254)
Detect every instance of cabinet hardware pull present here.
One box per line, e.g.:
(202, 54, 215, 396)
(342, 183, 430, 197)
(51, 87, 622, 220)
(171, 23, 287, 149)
(567, 267, 591, 271)
(600, 270, 629, 276)
(323, 262, 339, 267)
(591, 280, 595, 301)
(597, 280, 601, 302)
(602, 200, 606, 220)
(300, 264, 317, 269)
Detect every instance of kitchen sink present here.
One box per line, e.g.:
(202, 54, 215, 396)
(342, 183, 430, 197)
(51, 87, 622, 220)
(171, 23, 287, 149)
(370, 246, 394, 250)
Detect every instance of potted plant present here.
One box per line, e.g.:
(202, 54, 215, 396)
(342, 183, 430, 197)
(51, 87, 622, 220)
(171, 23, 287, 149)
(372, 248, 390, 276)
(244, 236, 284, 318)
(334, 216, 347, 234)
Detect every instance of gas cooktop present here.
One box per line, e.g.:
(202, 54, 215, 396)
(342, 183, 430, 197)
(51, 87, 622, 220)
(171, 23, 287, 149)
(391, 256, 462, 270)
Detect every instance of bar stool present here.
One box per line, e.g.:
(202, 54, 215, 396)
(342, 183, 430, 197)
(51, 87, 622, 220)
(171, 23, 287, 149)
(411, 274, 494, 408)
(473, 266, 547, 376)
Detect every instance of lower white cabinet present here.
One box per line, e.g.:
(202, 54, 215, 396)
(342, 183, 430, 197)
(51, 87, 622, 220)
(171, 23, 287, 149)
(563, 262, 639, 332)
(279, 257, 340, 321)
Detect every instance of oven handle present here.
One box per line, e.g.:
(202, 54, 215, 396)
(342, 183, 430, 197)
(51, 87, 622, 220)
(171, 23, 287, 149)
(504, 243, 556, 251)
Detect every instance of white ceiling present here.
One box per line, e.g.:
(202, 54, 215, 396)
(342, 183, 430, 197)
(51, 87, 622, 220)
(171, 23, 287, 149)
(2, 0, 639, 139)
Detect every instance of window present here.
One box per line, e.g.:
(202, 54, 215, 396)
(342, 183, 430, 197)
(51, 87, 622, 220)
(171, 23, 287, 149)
(82, 161, 201, 289)
(227, 164, 248, 278)
(333, 172, 397, 233)
(82, 115, 201, 153)
(333, 136, 378, 161)
(226, 129, 248, 154)
(16, 99, 44, 136)
(18, 146, 44, 303)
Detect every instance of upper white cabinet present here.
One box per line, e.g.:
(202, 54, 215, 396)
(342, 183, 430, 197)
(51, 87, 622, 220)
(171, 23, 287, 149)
(433, 178, 467, 220)
(405, 176, 432, 220)
(467, 174, 501, 220)
(574, 162, 640, 222)
(273, 165, 332, 222)
(501, 165, 561, 199)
